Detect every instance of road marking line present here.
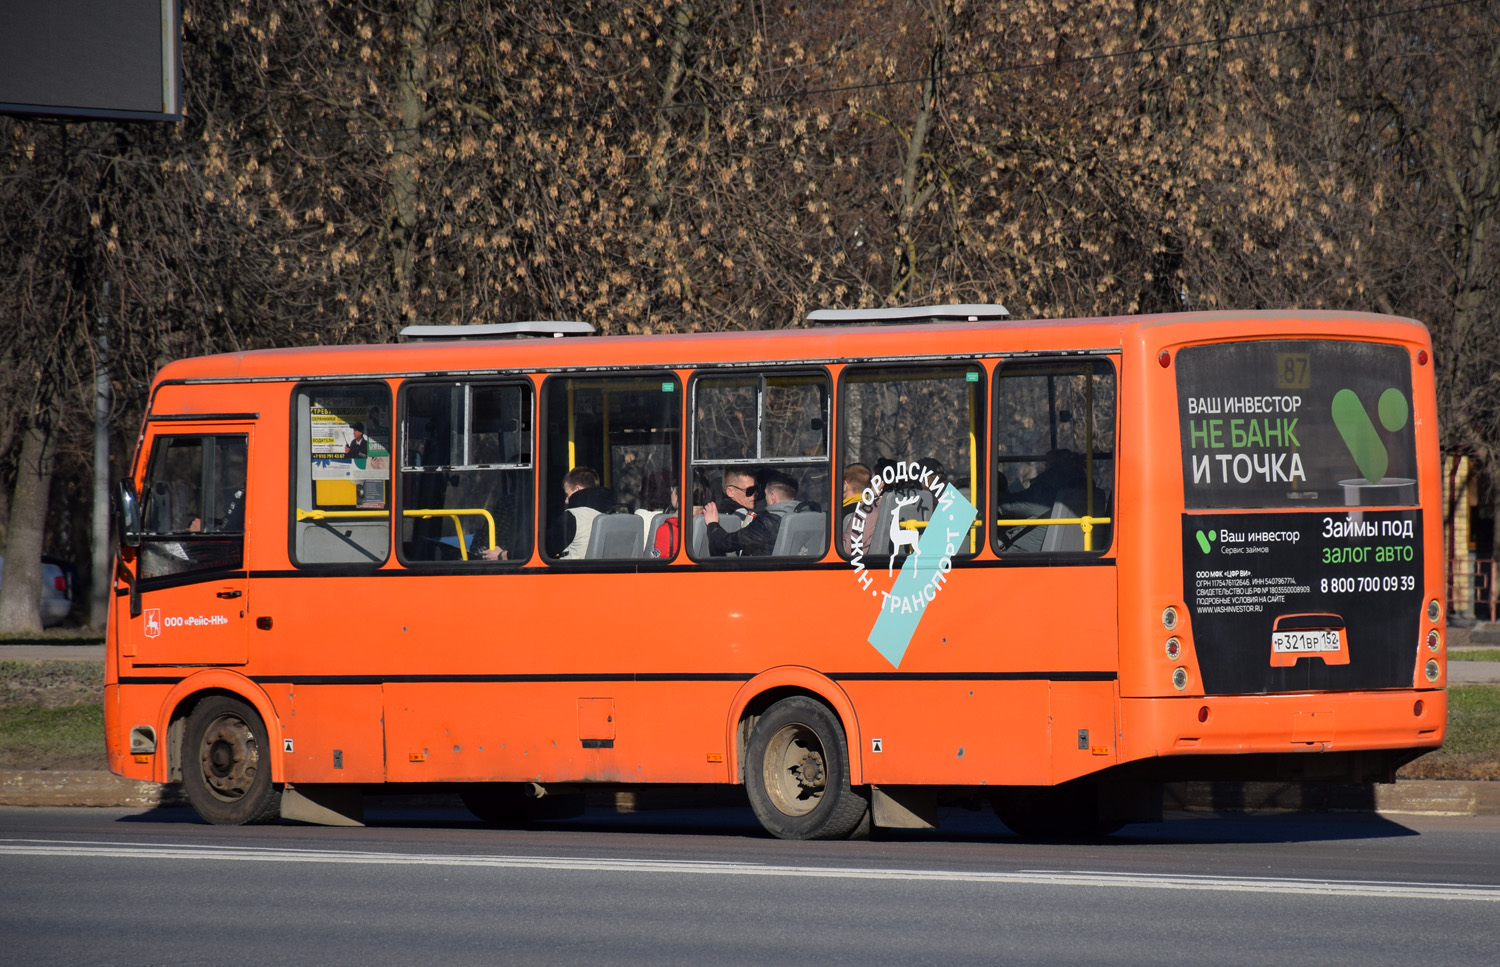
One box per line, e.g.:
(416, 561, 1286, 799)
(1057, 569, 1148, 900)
(3, 838, 1498, 902)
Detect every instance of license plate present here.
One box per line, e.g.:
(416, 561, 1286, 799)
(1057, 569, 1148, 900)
(1271, 629, 1342, 654)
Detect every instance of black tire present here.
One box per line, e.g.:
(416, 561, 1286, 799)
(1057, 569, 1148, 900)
(745, 696, 869, 840)
(181, 695, 281, 825)
(460, 784, 585, 826)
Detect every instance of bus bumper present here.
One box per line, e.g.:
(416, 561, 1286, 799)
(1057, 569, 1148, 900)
(1119, 689, 1446, 763)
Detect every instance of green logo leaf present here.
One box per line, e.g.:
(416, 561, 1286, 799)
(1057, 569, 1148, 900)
(1332, 388, 1409, 485)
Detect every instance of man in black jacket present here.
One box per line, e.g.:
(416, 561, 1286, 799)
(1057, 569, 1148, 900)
(703, 470, 799, 557)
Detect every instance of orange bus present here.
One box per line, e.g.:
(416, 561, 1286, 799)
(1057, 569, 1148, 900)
(105, 306, 1447, 837)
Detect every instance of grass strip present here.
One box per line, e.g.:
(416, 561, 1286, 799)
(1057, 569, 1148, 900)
(0, 705, 105, 769)
(1451, 648, 1500, 662)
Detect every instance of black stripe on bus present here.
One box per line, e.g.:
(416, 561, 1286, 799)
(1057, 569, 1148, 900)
(145, 413, 260, 422)
(117, 670, 1114, 686)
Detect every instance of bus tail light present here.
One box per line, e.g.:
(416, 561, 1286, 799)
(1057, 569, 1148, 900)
(1424, 659, 1440, 683)
(1426, 630, 1440, 653)
(1165, 637, 1181, 660)
(1427, 599, 1441, 622)
(1172, 667, 1189, 690)
(1197, 705, 1210, 723)
(1414, 700, 1424, 717)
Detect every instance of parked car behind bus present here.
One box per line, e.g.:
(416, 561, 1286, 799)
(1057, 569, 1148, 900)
(0, 555, 76, 627)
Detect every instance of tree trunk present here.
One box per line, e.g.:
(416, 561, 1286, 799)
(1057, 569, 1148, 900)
(387, 0, 434, 334)
(0, 420, 57, 633)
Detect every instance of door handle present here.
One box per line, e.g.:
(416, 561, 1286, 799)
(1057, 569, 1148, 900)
(216, 589, 243, 599)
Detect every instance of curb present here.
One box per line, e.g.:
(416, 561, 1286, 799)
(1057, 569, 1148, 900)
(1162, 779, 1500, 817)
(1, 772, 1495, 817)
(0, 770, 185, 808)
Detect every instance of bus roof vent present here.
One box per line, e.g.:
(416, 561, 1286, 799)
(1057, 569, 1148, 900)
(399, 321, 595, 341)
(805, 304, 1009, 326)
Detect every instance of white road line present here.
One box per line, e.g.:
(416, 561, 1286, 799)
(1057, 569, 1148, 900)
(3, 838, 1498, 902)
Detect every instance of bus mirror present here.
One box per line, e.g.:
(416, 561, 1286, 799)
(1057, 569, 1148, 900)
(114, 478, 142, 548)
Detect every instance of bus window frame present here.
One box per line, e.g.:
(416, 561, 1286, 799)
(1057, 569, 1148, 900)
(834, 358, 990, 562)
(286, 379, 395, 572)
(989, 354, 1118, 559)
(134, 431, 250, 589)
(537, 368, 685, 567)
(394, 375, 538, 569)
(686, 364, 834, 567)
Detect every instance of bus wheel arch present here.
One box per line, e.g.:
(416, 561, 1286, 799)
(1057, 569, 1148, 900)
(727, 669, 863, 786)
(157, 672, 284, 786)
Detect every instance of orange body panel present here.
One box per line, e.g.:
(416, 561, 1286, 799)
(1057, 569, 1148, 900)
(108, 310, 1448, 794)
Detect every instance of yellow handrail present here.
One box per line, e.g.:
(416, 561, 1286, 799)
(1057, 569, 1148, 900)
(994, 515, 1111, 551)
(898, 515, 1112, 551)
(296, 507, 498, 561)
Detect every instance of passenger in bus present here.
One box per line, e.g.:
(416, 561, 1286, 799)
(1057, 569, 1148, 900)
(704, 470, 800, 556)
(651, 484, 682, 559)
(840, 463, 872, 555)
(998, 448, 1085, 552)
(546, 466, 615, 559)
(716, 465, 760, 518)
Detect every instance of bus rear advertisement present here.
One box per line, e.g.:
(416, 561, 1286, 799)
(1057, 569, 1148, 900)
(105, 307, 1446, 838)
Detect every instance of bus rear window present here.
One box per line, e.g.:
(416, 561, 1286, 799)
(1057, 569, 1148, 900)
(1176, 340, 1417, 509)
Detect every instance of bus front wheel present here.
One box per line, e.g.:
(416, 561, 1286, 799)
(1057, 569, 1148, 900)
(745, 696, 869, 840)
(181, 695, 282, 825)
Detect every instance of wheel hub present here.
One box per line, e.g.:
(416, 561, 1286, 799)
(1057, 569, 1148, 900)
(791, 751, 825, 790)
(199, 715, 259, 800)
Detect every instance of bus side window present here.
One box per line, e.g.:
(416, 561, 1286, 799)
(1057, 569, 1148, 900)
(542, 373, 681, 562)
(689, 370, 831, 561)
(137, 434, 247, 580)
(292, 383, 392, 566)
(397, 380, 534, 564)
(992, 359, 1116, 555)
(839, 364, 985, 560)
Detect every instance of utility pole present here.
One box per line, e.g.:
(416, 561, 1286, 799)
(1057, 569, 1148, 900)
(90, 281, 112, 630)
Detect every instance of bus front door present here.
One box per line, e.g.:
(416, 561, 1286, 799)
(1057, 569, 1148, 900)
(122, 428, 252, 667)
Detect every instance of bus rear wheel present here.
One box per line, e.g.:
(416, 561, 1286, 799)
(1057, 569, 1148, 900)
(181, 696, 281, 825)
(745, 696, 869, 840)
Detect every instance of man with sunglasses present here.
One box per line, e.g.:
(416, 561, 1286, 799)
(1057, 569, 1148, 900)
(702, 466, 797, 557)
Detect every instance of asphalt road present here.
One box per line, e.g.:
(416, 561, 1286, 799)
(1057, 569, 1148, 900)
(3, 803, 1498, 966)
